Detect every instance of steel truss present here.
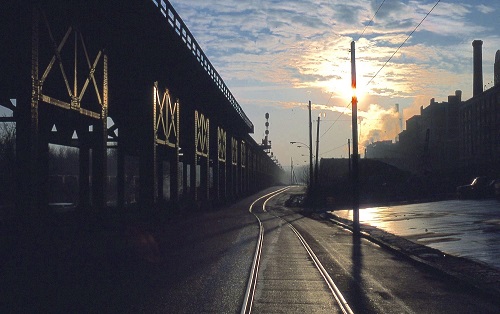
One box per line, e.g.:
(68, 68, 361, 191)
(16, 6, 108, 211)
(6, 1, 284, 213)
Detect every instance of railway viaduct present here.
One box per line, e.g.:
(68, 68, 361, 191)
(1, 0, 284, 214)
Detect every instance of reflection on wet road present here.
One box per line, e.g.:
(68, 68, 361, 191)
(333, 199, 500, 270)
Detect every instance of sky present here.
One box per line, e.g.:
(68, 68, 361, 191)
(168, 0, 500, 172)
(2, 1, 499, 175)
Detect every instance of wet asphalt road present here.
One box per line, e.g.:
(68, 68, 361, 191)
(333, 199, 500, 270)
(268, 188, 500, 314)
(1, 187, 500, 313)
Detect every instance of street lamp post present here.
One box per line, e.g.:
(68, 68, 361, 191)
(290, 141, 313, 188)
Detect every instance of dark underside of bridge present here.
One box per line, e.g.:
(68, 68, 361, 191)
(1, 0, 283, 213)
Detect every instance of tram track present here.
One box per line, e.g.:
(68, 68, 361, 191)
(240, 187, 288, 314)
(241, 187, 354, 314)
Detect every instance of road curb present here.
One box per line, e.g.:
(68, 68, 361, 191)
(321, 211, 500, 299)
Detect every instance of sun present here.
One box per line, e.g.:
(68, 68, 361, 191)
(333, 64, 369, 104)
(300, 44, 375, 104)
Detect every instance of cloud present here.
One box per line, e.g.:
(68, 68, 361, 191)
(167, 0, 500, 159)
(311, 101, 402, 148)
(333, 4, 364, 24)
(476, 4, 495, 14)
(371, 0, 407, 20)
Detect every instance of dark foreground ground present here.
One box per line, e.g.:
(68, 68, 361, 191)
(1, 189, 500, 312)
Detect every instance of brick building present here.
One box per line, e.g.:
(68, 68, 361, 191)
(459, 42, 500, 176)
(385, 90, 462, 174)
(364, 40, 500, 190)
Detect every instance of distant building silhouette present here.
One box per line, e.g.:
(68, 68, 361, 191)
(368, 90, 461, 174)
(459, 42, 500, 175)
(459, 85, 500, 173)
(365, 140, 397, 159)
(367, 40, 500, 181)
(459, 41, 500, 175)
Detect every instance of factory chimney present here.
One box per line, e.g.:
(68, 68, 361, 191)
(472, 40, 483, 97)
(395, 103, 402, 133)
(495, 50, 500, 86)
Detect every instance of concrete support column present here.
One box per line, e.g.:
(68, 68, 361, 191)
(191, 160, 197, 201)
(182, 161, 188, 199)
(16, 7, 40, 213)
(92, 120, 107, 210)
(38, 128, 50, 208)
(90, 53, 108, 210)
(170, 149, 179, 203)
(79, 139, 90, 209)
(117, 143, 125, 208)
(139, 90, 157, 210)
(194, 110, 210, 204)
(200, 156, 209, 202)
(157, 158, 164, 202)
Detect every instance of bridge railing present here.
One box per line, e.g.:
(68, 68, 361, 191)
(150, 0, 254, 132)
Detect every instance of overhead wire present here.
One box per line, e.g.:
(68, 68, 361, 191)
(321, 101, 352, 138)
(357, 0, 387, 41)
(365, 0, 441, 87)
(321, 0, 441, 140)
(320, 142, 348, 156)
(320, 0, 387, 139)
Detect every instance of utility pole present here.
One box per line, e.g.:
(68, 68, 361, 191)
(351, 41, 360, 234)
(315, 116, 320, 190)
(308, 100, 313, 192)
(290, 157, 293, 185)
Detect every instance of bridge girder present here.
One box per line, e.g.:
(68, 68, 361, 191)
(1, 0, 283, 213)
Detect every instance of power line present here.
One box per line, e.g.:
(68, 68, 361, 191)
(320, 142, 348, 156)
(319, 0, 387, 139)
(320, 0, 440, 139)
(316, 119, 351, 122)
(321, 101, 352, 138)
(366, 0, 441, 87)
(357, 0, 387, 41)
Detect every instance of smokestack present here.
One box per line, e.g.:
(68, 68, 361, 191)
(472, 40, 483, 97)
(495, 50, 500, 86)
(394, 103, 402, 133)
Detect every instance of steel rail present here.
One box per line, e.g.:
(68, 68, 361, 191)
(261, 187, 355, 314)
(240, 186, 290, 314)
(288, 219, 354, 314)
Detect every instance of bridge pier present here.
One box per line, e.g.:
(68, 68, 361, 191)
(229, 137, 236, 200)
(214, 126, 227, 203)
(79, 138, 91, 209)
(170, 149, 180, 204)
(242, 140, 247, 195)
(14, 7, 109, 213)
(139, 110, 156, 210)
(116, 144, 125, 208)
(92, 95, 108, 209)
(182, 161, 188, 200)
(156, 158, 164, 204)
(194, 110, 210, 206)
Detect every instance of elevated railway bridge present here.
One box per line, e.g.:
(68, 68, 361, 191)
(1, 0, 284, 214)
